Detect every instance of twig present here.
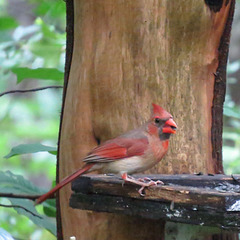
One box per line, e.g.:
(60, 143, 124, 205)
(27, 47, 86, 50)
(0, 193, 55, 200)
(0, 203, 42, 218)
(0, 85, 63, 97)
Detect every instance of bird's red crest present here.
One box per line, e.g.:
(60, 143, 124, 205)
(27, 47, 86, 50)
(152, 103, 172, 119)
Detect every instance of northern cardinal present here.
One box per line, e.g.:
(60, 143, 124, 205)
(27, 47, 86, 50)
(36, 103, 177, 204)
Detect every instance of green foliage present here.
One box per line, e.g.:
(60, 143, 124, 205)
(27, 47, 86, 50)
(9, 198, 56, 235)
(0, 170, 44, 195)
(0, 0, 65, 239)
(12, 67, 63, 83)
(4, 143, 57, 159)
(0, 17, 18, 30)
(0, 171, 56, 235)
(0, 6, 66, 73)
(43, 199, 57, 218)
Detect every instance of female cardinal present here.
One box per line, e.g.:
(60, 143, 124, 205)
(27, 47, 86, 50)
(36, 103, 177, 204)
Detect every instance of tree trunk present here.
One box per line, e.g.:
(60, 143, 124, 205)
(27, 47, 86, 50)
(57, 0, 236, 239)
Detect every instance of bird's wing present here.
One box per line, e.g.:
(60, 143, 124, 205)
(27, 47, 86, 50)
(83, 137, 149, 163)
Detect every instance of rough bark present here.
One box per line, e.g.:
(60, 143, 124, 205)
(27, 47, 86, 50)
(56, 0, 74, 238)
(57, 0, 236, 239)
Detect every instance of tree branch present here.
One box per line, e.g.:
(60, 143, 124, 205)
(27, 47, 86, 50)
(0, 193, 55, 200)
(0, 203, 42, 218)
(0, 85, 63, 97)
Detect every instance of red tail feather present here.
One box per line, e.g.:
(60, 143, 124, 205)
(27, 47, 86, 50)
(35, 163, 94, 205)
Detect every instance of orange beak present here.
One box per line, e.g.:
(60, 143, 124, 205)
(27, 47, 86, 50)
(162, 118, 177, 134)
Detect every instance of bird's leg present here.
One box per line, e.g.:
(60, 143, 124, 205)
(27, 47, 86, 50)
(121, 174, 135, 187)
(121, 173, 163, 196)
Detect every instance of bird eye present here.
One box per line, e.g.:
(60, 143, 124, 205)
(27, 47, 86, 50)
(154, 118, 160, 124)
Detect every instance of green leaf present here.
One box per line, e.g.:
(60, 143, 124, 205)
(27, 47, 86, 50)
(0, 170, 44, 195)
(29, 41, 64, 67)
(35, 1, 66, 18)
(4, 143, 57, 159)
(11, 67, 63, 83)
(0, 171, 56, 235)
(0, 17, 18, 30)
(9, 198, 56, 236)
(43, 199, 56, 218)
(40, 19, 59, 40)
(42, 181, 56, 217)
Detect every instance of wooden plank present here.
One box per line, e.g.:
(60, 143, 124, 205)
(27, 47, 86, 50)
(72, 174, 240, 189)
(71, 174, 240, 209)
(70, 193, 240, 231)
(70, 174, 240, 231)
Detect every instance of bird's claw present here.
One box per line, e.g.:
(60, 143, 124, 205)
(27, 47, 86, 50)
(137, 177, 152, 182)
(137, 177, 164, 185)
(155, 180, 164, 185)
(138, 186, 145, 196)
(138, 179, 164, 196)
(121, 173, 164, 196)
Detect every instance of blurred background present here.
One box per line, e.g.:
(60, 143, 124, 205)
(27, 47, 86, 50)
(0, 0, 239, 239)
(0, 0, 65, 239)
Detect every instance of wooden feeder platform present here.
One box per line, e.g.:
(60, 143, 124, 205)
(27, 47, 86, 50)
(70, 174, 240, 231)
